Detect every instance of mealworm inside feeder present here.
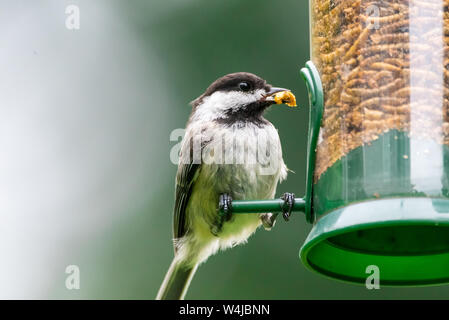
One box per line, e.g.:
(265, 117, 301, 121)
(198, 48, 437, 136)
(311, 0, 449, 180)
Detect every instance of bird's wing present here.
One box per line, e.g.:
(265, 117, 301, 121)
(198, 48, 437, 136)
(173, 161, 201, 241)
(173, 125, 212, 243)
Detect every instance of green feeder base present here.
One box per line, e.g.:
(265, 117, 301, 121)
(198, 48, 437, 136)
(300, 197, 449, 286)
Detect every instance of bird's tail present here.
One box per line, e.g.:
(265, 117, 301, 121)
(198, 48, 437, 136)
(156, 258, 198, 300)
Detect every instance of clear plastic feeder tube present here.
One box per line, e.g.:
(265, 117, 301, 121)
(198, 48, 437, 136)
(311, 0, 449, 213)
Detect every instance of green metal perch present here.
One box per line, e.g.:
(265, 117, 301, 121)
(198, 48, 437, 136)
(224, 198, 306, 214)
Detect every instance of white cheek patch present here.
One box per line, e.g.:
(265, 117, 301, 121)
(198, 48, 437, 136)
(192, 89, 266, 122)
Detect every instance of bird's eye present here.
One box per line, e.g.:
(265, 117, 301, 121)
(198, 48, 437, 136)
(239, 82, 251, 92)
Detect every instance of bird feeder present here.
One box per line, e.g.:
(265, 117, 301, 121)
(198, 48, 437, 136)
(225, 0, 449, 286)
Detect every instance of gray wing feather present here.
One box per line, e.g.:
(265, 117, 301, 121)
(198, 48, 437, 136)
(173, 125, 213, 247)
(173, 162, 200, 241)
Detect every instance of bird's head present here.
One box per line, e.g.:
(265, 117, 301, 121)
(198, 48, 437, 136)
(189, 72, 296, 124)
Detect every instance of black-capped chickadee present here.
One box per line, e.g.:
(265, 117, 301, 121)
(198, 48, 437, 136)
(157, 72, 296, 300)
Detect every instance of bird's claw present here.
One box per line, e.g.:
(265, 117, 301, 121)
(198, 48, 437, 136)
(219, 193, 233, 221)
(281, 192, 295, 221)
(213, 193, 233, 236)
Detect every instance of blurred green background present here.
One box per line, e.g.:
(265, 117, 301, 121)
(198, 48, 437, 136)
(2, 0, 449, 299)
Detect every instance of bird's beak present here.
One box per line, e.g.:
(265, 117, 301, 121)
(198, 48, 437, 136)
(266, 87, 289, 96)
(264, 87, 297, 107)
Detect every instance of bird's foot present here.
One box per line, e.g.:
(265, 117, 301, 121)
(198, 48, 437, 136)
(281, 192, 295, 221)
(212, 193, 233, 236)
(219, 193, 233, 220)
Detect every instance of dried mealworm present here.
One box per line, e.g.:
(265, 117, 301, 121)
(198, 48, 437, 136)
(360, 43, 410, 55)
(373, 70, 393, 82)
(320, 43, 350, 63)
(344, 27, 371, 60)
(360, 97, 406, 109)
(370, 33, 409, 44)
(360, 54, 383, 67)
(361, 13, 405, 26)
(371, 62, 402, 72)
(381, 104, 410, 114)
(379, 19, 409, 35)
